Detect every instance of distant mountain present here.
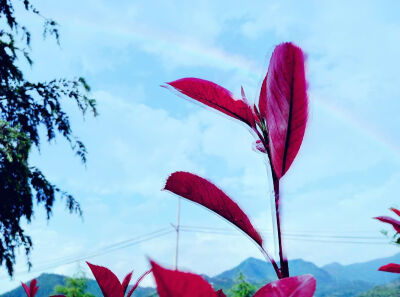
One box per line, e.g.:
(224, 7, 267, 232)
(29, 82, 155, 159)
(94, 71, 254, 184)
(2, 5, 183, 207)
(323, 253, 400, 285)
(0, 273, 155, 297)
(208, 257, 373, 297)
(2, 253, 400, 297)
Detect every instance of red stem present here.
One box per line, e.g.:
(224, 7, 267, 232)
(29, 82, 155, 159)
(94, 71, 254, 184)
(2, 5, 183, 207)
(273, 175, 289, 278)
(254, 124, 289, 278)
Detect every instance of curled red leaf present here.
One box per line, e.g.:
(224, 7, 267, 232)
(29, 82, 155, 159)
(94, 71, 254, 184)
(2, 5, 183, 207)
(378, 263, 400, 273)
(164, 171, 263, 247)
(165, 78, 256, 127)
(151, 260, 217, 297)
(374, 216, 400, 233)
(262, 42, 308, 179)
(126, 269, 152, 297)
(253, 274, 316, 297)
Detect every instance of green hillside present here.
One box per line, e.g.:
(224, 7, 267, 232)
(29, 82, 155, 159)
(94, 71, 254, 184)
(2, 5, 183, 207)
(357, 279, 400, 297)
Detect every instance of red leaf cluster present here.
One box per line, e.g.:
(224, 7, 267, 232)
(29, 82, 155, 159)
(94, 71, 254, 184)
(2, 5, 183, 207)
(165, 42, 308, 180)
(151, 260, 316, 297)
(375, 208, 400, 273)
(21, 279, 39, 297)
(87, 262, 151, 297)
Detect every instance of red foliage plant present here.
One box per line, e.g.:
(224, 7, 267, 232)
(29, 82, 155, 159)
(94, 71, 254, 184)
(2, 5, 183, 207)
(164, 42, 308, 279)
(151, 259, 316, 297)
(19, 42, 314, 297)
(86, 262, 152, 297)
(21, 279, 64, 297)
(375, 208, 400, 273)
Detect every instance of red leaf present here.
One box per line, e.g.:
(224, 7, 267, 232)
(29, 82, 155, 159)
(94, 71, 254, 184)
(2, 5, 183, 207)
(258, 71, 268, 121)
(150, 260, 217, 297)
(253, 275, 316, 297)
(262, 42, 308, 179)
(216, 289, 227, 297)
(166, 78, 256, 127)
(121, 272, 133, 295)
(87, 262, 124, 297)
(30, 279, 39, 297)
(164, 171, 263, 247)
(21, 282, 31, 297)
(126, 269, 152, 297)
(21, 279, 39, 297)
(379, 263, 400, 273)
(390, 208, 400, 217)
(253, 140, 267, 154)
(374, 216, 400, 233)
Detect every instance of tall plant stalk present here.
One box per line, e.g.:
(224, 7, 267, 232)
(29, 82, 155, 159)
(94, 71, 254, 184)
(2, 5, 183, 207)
(164, 42, 308, 281)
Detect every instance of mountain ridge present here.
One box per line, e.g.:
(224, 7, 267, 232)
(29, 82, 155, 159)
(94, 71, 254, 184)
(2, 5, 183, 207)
(2, 253, 400, 297)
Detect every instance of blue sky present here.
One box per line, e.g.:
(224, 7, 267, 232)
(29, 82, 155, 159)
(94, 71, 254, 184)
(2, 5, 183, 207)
(1, 0, 400, 292)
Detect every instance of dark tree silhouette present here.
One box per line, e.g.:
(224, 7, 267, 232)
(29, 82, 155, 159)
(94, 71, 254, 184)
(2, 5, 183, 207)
(0, 0, 97, 276)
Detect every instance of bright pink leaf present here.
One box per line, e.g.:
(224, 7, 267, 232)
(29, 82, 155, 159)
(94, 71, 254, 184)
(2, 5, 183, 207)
(262, 42, 308, 179)
(379, 263, 400, 273)
(374, 216, 400, 233)
(166, 78, 256, 127)
(126, 269, 152, 297)
(87, 262, 124, 297)
(150, 260, 217, 297)
(390, 208, 400, 217)
(253, 275, 316, 297)
(121, 272, 133, 295)
(164, 171, 263, 247)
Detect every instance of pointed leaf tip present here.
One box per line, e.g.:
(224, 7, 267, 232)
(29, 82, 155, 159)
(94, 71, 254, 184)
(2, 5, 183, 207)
(166, 78, 256, 127)
(379, 263, 400, 273)
(126, 269, 152, 297)
(86, 262, 124, 297)
(375, 216, 400, 233)
(261, 42, 308, 179)
(164, 171, 263, 248)
(21, 282, 30, 297)
(150, 260, 217, 297)
(253, 274, 316, 297)
(121, 271, 133, 295)
(390, 207, 400, 217)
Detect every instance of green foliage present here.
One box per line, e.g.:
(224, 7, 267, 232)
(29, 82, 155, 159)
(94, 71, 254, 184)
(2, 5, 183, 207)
(0, 0, 96, 276)
(228, 273, 257, 297)
(54, 277, 95, 297)
(357, 279, 400, 297)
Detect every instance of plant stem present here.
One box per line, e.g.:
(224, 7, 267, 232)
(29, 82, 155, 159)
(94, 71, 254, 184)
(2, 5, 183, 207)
(174, 198, 181, 269)
(273, 175, 289, 278)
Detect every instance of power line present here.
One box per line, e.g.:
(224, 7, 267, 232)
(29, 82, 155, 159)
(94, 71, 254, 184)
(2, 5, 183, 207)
(2, 228, 173, 279)
(179, 226, 388, 245)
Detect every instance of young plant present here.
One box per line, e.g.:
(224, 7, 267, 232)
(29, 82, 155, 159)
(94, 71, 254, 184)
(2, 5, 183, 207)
(21, 279, 39, 297)
(86, 261, 151, 297)
(163, 42, 308, 279)
(375, 207, 400, 273)
(21, 279, 64, 297)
